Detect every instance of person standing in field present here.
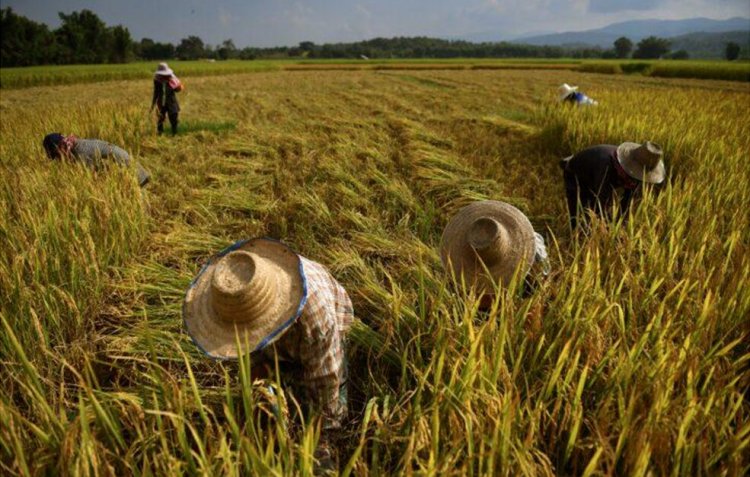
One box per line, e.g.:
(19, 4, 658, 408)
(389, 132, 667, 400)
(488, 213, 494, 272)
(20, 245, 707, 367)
(440, 200, 550, 307)
(560, 141, 666, 230)
(43, 133, 150, 186)
(558, 83, 598, 106)
(150, 62, 182, 135)
(183, 237, 353, 472)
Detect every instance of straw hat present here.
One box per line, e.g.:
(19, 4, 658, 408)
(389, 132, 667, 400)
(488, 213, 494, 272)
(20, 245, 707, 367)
(440, 201, 536, 293)
(155, 62, 174, 76)
(183, 238, 307, 359)
(617, 141, 666, 184)
(558, 83, 578, 101)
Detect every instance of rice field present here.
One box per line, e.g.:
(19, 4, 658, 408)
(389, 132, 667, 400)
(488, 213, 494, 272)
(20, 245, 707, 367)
(2, 58, 747, 89)
(579, 60, 750, 81)
(1, 66, 749, 475)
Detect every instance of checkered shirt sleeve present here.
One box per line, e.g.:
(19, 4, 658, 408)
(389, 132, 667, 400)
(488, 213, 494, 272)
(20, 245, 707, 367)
(295, 257, 353, 430)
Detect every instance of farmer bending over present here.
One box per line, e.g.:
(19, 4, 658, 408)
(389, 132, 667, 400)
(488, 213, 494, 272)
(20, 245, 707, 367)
(151, 62, 182, 135)
(43, 133, 150, 187)
(560, 141, 665, 230)
(440, 200, 550, 308)
(183, 238, 353, 472)
(558, 83, 598, 106)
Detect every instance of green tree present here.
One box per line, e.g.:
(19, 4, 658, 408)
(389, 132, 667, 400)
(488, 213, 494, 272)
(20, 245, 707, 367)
(138, 38, 175, 60)
(239, 47, 257, 60)
(613, 36, 633, 58)
(216, 39, 237, 60)
(633, 36, 671, 59)
(176, 35, 205, 60)
(0, 7, 57, 66)
(725, 42, 740, 61)
(109, 25, 133, 63)
(299, 41, 315, 52)
(56, 9, 111, 63)
(668, 49, 689, 60)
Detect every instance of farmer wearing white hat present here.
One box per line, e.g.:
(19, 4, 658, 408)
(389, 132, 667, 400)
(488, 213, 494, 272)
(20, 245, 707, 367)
(440, 201, 550, 305)
(183, 238, 353, 470)
(150, 62, 182, 135)
(560, 142, 666, 229)
(558, 83, 597, 106)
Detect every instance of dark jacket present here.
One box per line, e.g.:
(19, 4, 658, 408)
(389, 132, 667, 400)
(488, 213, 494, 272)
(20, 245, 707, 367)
(152, 78, 180, 114)
(561, 144, 637, 228)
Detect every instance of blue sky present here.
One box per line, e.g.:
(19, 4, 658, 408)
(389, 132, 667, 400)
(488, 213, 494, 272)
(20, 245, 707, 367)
(2, 0, 748, 47)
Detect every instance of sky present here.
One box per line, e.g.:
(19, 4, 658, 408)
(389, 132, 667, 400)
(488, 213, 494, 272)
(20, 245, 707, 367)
(2, 0, 749, 47)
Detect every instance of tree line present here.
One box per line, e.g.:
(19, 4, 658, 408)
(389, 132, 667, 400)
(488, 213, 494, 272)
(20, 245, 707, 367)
(1, 7, 743, 67)
(610, 35, 741, 60)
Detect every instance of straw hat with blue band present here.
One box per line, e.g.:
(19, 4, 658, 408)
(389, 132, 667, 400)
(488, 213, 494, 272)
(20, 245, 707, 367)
(183, 238, 308, 359)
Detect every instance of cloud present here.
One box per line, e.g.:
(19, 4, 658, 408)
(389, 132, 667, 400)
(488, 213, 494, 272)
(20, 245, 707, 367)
(284, 2, 317, 29)
(3, 0, 748, 48)
(588, 0, 665, 13)
(218, 7, 232, 27)
(356, 4, 372, 18)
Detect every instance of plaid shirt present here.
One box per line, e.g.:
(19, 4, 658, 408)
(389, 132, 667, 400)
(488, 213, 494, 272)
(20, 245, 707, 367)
(259, 257, 353, 430)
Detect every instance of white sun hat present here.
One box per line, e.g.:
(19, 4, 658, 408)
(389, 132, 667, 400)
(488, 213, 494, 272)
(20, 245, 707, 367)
(183, 238, 308, 359)
(154, 62, 174, 77)
(558, 83, 579, 101)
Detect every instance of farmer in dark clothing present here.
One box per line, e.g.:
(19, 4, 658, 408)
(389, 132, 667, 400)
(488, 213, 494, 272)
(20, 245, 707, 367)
(560, 142, 665, 230)
(43, 133, 151, 187)
(150, 62, 181, 135)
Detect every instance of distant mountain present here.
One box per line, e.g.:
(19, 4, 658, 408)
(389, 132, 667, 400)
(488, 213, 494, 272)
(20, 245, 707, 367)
(514, 17, 750, 48)
(458, 30, 550, 43)
(669, 30, 750, 59)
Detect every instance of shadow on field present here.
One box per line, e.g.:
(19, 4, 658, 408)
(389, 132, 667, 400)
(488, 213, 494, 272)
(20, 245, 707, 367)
(178, 119, 238, 135)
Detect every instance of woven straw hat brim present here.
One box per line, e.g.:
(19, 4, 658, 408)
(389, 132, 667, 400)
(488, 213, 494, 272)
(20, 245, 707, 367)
(183, 238, 306, 359)
(617, 142, 666, 184)
(440, 201, 536, 293)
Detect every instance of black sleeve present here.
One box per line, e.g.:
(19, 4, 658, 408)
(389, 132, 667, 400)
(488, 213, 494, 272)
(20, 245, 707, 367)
(151, 80, 162, 108)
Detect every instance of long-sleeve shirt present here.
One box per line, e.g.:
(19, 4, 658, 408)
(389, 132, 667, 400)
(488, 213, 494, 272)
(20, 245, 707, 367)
(258, 257, 353, 431)
(70, 139, 151, 186)
(561, 144, 637, 229)
(151, 78, 180, 114)
(563, 91, 597, 106)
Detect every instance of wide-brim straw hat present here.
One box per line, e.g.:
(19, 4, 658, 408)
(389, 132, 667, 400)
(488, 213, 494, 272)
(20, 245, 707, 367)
(440, 201, 536, 293)
(154, 62, 174, 77)
(617, 141, 666, 184)
(183, 238, 307, 359)
(558, 83, 578, 101)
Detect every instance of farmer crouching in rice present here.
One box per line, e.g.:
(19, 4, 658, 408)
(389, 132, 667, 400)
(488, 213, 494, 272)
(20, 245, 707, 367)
(440, 200, 550, 309)
(42, 133, 151, 187)
(183, 238, 353, 472)
(150, 62, 182, 135)
(558, 83, 598, 106)
(560, 141, 666, 230)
